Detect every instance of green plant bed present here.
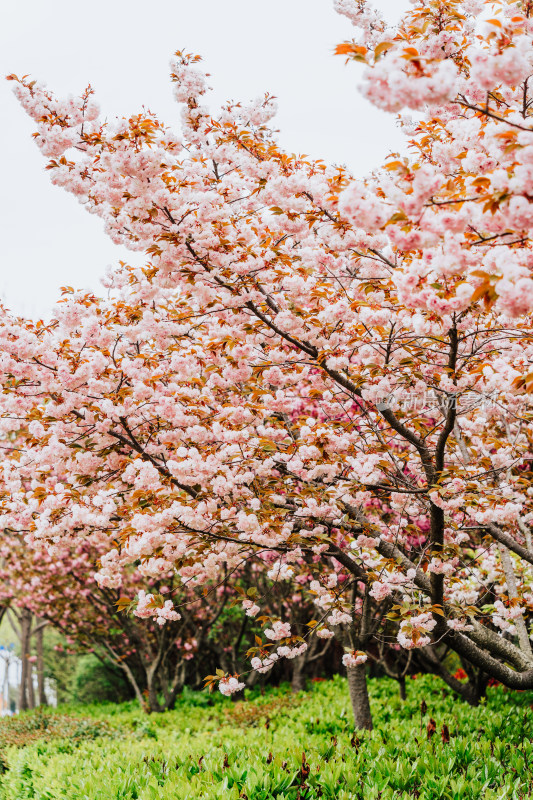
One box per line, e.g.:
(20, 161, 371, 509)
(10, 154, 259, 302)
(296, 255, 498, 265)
(0, 675, 532, 799)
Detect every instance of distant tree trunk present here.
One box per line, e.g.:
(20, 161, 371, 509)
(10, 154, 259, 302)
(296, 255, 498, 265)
(18, 609, 32, 711)
(1, 653, 9, 710)
(36, 626, 47, 706)
(347, 664, 373, 731)
(27, 662, 35, 709)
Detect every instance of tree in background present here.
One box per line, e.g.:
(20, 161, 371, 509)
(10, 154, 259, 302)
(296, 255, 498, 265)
(0, 520, 242, 712)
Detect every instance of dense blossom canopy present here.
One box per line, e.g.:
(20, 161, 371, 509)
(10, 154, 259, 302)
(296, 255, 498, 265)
(4, 0, 533, 693)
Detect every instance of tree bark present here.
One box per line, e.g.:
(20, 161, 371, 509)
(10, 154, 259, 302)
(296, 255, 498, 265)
(146, 664, 163, 712)
(161, 661, 186, 711)
(498, 544, 533, 659)
(347, 664, 373, 731)
(291, 655, 306, 693)
(35, 626, 47, 706)
(18, 610, 32, 712)
(398, 675, 407, 701)
(27, 662, 35, 710)
(147, 683, 161, 712)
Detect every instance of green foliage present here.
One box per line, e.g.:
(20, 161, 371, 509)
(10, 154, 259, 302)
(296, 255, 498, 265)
(40, 628, 83, 704)
(40, 629, 135, 705)
(0, 675, 532, 799)
(0, 618, 133, 707)
(72, 655, 135, 705)
(0, 708, 109, 761)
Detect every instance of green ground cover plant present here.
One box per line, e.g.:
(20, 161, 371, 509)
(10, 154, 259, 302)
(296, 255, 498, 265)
(0, 676, 531, 800)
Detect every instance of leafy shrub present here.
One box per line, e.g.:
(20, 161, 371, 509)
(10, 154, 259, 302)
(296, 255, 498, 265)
(0, 708, 109, 757)
(0, 676, 532, 799)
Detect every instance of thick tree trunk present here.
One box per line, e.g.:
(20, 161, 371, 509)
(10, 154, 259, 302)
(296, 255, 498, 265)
(36, 627, 47, 706)
(162, 679, 184, 711)
(291, 655, 306, 693)
(148, 684, 161, 712)
(347, 664, 373, 731)
(461, 659, 490, 707)
(146, 666, 163, 713)
(160, 661, 186, 711)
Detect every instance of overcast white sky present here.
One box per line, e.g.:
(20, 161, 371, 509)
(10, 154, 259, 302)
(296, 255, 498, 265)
(1, 0, 409, 318)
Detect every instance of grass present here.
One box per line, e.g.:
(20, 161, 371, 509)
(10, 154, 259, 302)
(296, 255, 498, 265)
(0, 675, 532, 799)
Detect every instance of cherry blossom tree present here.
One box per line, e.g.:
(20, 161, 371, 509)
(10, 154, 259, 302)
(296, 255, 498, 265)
(0, 430, 337, 709)
(0, 477, 223, 712)
(5, 0, 533, 728)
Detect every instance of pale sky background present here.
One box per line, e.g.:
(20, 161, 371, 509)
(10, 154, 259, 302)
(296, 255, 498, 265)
(1, 0, 409, 318)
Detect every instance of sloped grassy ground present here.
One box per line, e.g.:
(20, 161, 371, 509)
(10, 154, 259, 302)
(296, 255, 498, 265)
(0, 675, 532, 800)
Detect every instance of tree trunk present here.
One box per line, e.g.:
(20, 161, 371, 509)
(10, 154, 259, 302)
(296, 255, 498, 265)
(499, 544, 533, 659)
(1, 654, 10, 711)
(461, 660, 489, 707)
(18, 610, 32, 712)
(162, 661, 186, 711)
(159, 657, 187, 711)
(27, 662, 35, 710)
(398, 675, 407, 701)
(146, 666, 163, 713)
(148, 685, 161, 712)
(36, 626, 47, 706)
(291, 655, 306, 693)
(347, 664, 373, 731)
